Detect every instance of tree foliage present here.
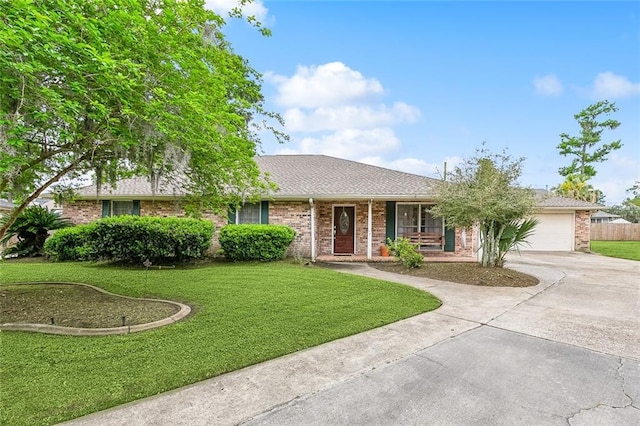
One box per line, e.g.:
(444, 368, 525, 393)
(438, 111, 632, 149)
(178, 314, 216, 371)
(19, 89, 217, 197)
(557, 100, 621, 179)
(0, 0, 285, 240)
(553, 174, 602, 203)
(430, 146, 537, 267)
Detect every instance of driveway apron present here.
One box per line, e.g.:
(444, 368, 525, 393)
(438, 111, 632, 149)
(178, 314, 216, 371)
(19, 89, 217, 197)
(63, 253, 640, 425)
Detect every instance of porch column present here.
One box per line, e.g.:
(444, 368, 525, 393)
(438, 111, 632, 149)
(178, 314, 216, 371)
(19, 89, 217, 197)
(309, 198, 316, 261)
(367, 199, 372, 260)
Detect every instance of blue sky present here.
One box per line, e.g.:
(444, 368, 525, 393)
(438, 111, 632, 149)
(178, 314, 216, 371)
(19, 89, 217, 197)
(208, 1, 640, 204)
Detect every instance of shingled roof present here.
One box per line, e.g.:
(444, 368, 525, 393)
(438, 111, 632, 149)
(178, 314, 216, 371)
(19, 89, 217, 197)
(71, 155, 602, 209)
(74, 155, 440, 200)
(536, 196, 601, 209)
(255, 155, 439, 200)
(534, 189, 602, 210)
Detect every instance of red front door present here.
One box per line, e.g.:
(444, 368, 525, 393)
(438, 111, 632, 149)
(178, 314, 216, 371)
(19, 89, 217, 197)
(334, 206, 355, 254)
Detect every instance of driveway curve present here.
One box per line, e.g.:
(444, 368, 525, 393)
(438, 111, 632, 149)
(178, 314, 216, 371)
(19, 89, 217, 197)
(64, 252, 639, 426)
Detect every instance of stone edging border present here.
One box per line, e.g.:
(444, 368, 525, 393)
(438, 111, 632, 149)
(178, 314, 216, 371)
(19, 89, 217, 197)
(0, 282, 191, 336)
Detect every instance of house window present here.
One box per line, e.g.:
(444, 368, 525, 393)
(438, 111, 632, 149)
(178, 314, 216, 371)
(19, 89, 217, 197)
(113, 201, 134, 217)
(396, 203, 443, 238)
(238, 203, 261, 224)
(102, 200, 140, 217)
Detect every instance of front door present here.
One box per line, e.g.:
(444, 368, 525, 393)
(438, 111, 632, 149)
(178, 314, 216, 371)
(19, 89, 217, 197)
(333, 206, 355, 254)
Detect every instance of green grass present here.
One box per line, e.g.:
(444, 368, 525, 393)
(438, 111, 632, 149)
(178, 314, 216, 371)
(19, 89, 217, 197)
(591, 240, 640, 261)
(0, 260, 440, 425)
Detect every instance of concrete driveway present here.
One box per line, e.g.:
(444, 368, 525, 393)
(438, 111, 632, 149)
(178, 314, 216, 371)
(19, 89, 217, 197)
(65, 252, 639, 425)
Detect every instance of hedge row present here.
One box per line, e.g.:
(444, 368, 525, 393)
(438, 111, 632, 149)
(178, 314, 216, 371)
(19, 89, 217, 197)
(45, 216, 214, 263)
(219, 224, 296, 261)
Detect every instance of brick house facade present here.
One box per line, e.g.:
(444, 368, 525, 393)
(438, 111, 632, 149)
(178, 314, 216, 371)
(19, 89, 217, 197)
(61, 155, 599, 258)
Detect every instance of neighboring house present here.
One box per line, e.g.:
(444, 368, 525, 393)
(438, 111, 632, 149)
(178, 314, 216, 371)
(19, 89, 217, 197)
(60, 155, 600, 259)
(590, 210, 630, 224)
(32, 197, 63, 215)
(0, 199, 14, 214)
(0, 199, 15, 249)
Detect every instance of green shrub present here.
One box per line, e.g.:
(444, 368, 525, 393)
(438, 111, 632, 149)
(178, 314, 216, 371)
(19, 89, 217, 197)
(1, 205, 71, 257)
(88, 216, 214, 263)
(219, 224, 296, 261)
(44, 224, 95, 261)
(387, 237, 423, 269)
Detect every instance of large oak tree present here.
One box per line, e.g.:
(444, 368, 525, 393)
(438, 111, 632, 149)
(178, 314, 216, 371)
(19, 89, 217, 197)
(0, 0, 285, 239)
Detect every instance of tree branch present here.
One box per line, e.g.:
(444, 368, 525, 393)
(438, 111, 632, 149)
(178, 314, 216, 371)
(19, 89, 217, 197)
(0, 152, 90, 240)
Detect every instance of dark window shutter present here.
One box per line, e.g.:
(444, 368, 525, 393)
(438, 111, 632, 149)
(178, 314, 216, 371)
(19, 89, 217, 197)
(385, 201, 396, 241)
(132, 200, 141, 216)
(101, 200, 110, 218)
(444, 227, 455, 252)
(227, 205, 236, 224)
(260, 201, 269, 224)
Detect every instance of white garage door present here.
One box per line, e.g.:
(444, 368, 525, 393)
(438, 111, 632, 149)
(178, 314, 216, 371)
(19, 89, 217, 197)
(522, 213, 574, 251)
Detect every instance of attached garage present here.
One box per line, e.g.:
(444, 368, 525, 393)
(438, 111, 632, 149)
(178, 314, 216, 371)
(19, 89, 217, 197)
(523, 212, 575, 251)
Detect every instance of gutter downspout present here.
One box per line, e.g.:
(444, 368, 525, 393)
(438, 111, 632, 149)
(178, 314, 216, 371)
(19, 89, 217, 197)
(309, 198, 316, 261)
(367, 199, 373, 260)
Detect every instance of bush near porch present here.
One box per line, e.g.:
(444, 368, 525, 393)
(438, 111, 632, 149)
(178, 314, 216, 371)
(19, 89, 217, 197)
(219, 224, 296, 261)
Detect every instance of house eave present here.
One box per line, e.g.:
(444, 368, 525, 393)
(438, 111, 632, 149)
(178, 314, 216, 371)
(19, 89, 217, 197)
(266, 194, 437, 202)
(536, 206, 601, 212)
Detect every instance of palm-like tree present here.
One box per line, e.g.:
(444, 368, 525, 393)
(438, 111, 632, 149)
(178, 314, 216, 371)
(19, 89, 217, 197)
(0, 205, 71, 257)
(496, 218, 539, 267)
(555, 174, 599, 202)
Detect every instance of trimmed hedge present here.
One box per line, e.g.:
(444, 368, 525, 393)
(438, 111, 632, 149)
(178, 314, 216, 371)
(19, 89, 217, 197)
(44, 224, 96, 261)
(219, 224, 296, 261)
(87, 216, 214, 263)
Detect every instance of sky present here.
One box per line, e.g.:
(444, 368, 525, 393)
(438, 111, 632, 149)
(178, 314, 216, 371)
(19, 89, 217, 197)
(206, 1, 640, 205)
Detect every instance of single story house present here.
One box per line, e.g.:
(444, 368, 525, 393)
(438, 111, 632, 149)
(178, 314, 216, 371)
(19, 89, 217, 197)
(61, 155, 600, 259)
(0, 199, 14, 213)
(590, 210, 631, 224)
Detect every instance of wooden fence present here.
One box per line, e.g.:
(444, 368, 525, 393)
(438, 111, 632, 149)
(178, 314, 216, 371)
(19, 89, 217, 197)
(591, 223, 640, 241)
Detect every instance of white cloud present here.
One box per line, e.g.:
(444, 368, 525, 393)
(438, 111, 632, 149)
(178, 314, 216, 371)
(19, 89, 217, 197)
(533, 74, 563, 96)
(277, 128, 400, 160)
(283, 102, 420, 132)
(591, 72, 640, 99)
(266, 62, 384, 108)
(361, 157, 439, 177)
(592, 153, 640, 204)
(204, 0, 268, 22)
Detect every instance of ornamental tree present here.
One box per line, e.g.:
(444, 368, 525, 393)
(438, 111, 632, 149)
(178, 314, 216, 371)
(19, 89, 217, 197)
(430, 146, 537, 267)
(0, 0, 285, 239)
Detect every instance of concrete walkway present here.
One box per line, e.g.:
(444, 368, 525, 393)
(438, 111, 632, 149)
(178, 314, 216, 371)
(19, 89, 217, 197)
(64, 252, 639, 425)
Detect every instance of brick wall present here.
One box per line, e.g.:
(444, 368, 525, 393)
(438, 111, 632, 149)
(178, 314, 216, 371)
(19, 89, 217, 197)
(63, 200, 103, 224)
(269, 201, 312, 257)
(452, 226, 475, 257)
(574, 210, 591, 252)
(63, 198, 476, 258)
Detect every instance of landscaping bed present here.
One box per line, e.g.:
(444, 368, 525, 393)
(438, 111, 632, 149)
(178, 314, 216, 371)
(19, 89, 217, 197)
(1, 283, 181, 328)
(371, 262, 539, 287)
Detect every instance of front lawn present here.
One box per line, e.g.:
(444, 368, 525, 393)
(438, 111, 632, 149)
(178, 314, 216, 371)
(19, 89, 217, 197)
(591, 240, 640, 261)
(0, 260, 440, 426)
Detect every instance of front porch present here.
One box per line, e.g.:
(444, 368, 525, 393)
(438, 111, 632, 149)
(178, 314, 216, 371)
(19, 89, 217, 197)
(315, 254, 477, 263)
